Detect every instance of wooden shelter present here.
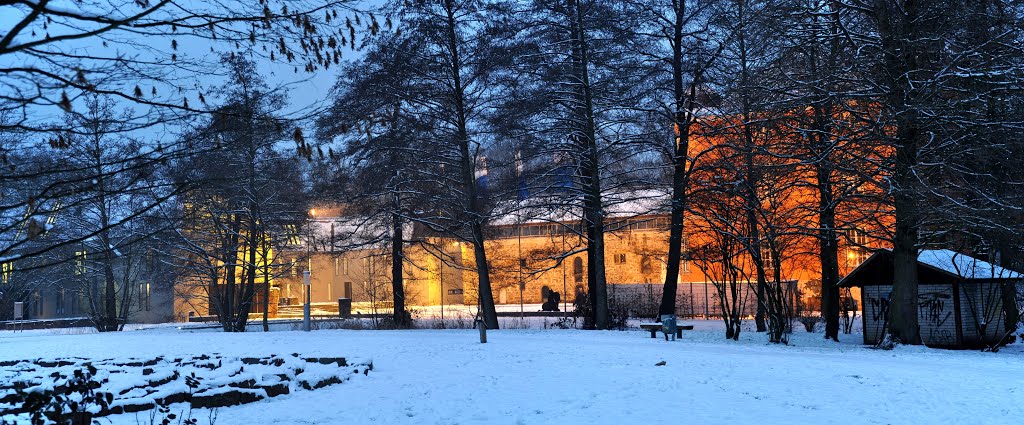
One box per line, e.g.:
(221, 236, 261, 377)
(839, 249, 1021, 348)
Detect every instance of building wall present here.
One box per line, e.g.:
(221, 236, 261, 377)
(177, 211, 881, 322)
(957, 282, 1007, 345)
(1, 248, 175, 325)
(861, 285, 889, 344)
(862, 282, 1009, 347)
(274, 215, 866, 316)
(275, 244, 468, 310)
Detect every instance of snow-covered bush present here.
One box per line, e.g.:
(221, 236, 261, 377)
(1, 365, 111, 425)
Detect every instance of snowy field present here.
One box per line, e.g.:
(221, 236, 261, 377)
(2, 320, 1022, 425)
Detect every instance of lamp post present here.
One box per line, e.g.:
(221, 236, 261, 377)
(304, 208, 316, 332)
(518, 221, 524, 320)
(303, 270, 311, 331)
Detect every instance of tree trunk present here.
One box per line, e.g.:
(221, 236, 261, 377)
(890, 187, 921, 344)
(232, 224, 260, 333)
(472, 225, 499, 329)
(659, 165, 686, 317)
(443, 3, 498, 329)
(219, 215, 243, 332)
(889, 113, 922, 344)
(996, 240, 1020, 340)
(94, 150, 119, 332)
(659, 2, 694, 318)
(745, 139, 768, 333)
(101, 248, 118, 332)
(817, 162, 841, 341)
(734, 0, 767, 333)
(569, 0, 608, 330)
(876, 0, 923, 346)
(391, 208, 408, 327)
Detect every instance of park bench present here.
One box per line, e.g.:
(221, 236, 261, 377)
(639, 322, 694, 340)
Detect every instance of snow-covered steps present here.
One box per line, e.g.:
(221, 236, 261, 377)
(0, 354, 373, 419)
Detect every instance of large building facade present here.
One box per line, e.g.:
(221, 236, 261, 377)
(223, 207, 877, 321)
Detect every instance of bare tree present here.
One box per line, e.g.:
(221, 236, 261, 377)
(623, 0, 723, 319)
(333, 0, 524, 329)
(840, 0, 1024, 345)
(166, 56, 305, 332)
(314, 29, 426, 327)
(56, 95, 168, 331)
(500, 0, 654, 329)
(0, 1, 363, 303)
(768, 0, 886, 341)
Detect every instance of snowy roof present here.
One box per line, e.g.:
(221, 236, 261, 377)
(917, 249, 1022, 280)
(839, 248, 1023, 287)
(488, 189, 670, 227)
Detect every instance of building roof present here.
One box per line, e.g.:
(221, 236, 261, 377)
(488, 189, 670, 227)
(917, 249, 1022, 279)
(838, 249, 1023, 287)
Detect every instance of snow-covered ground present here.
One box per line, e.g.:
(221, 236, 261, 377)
(2, 321, 1022, 424)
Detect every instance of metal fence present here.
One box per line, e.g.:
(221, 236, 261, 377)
(609, 281, 797, 319)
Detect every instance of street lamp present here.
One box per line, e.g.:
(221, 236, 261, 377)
(303, 270, 311, 331)
(304, 208, 316, 332)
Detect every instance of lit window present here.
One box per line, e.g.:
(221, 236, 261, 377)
(1, 261, 12, 284)
(286, 225, 301, 246)
(849, 229, 870, 246)
(74, 250, 87, 275)
(846, 249, 870, 268)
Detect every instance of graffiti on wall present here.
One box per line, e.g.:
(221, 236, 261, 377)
(865, 286, 957, 345)
(918, 289, 954, 344)
(867, 290, 890, 322)
(864, 289, 890, 342)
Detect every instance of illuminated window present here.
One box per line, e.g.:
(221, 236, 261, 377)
(74, 250, 87, 275)
(845, 228, 871, 268)
(846, 248, 870, 268)
(849, 229, 870, 246)
(286, 225, 302, 246)
(1, 261, 12, 284)
(292, 258, 299, 277)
